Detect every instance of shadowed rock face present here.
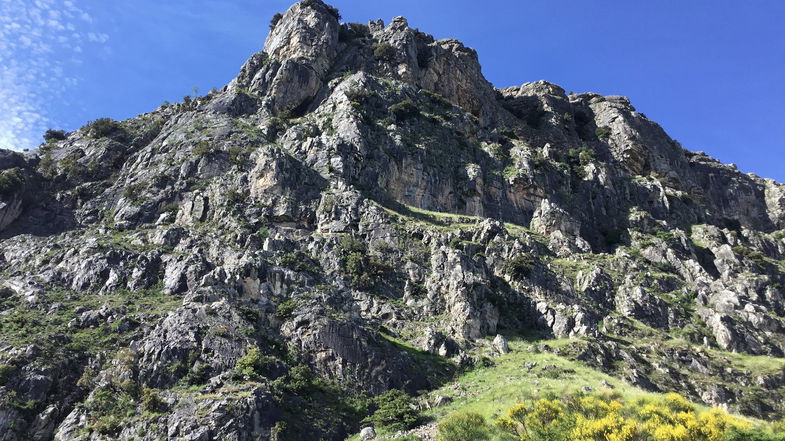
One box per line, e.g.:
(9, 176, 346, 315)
(1, 0, 785, 439)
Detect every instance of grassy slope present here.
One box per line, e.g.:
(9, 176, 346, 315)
(347, 337, 783, 440)
(419, 338, 714, 422)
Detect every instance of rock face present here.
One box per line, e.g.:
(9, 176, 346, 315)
(1, 0, 785, 439)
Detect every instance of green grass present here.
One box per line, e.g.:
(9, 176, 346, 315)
(661, 339, 785, 374)
(345, 335, 781, 440)
(419, 338, 654, 422)
(371, 200, 535, 240)
(380, 332, 456, 381)
(726, 352, 785, 373)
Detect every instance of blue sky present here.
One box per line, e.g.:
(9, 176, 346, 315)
(2, 0, 784, 181)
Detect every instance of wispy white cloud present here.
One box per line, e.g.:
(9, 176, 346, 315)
(0, 0, 107, 151)
(86, 31, 109, 43)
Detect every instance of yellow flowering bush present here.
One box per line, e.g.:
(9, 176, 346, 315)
(440, 392, 775, 441)
(664, 393, 695, 413)
(572, 413, 638, 441)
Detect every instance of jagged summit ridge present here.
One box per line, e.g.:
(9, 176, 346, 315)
(0, 1, 785, 440)
(226, 0, 785, 232)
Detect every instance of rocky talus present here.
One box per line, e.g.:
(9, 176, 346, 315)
(1, 1, 785, 439)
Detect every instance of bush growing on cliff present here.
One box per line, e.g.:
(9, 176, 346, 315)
(568, 147, 596, 166)
(275, 299, 299, 319)
(0, 168, 22, 197)
(87, 118, 121, 138)
(338, 236, 392, 290)
(43, 129, 67, 141)
(301, 0, 340, 19)
(372, 42, 396, 60)
(141, 387, 164, 412)
(192, 140, 214, 157)
(389, 100, 419, 122)
(236, 346, 264, 377)
(339, 23, 370, 42)
(344, 252, 391, 289)
(595, 125, 612, 141)
(269, 12, 283, 30)
(503, 254, 535, 281)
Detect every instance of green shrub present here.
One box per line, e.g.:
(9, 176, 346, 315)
(340, 235, 366, 253)
(286, 364, 315, 393)
(226, 188, 246, 205)
(567, 147, 596, 166)
(193, 140, 214, 157)
(275, 299, 299, 319)
(236, 346, 264, 377)
(93, 414, 122, 435)
(43, 129, 67, 141)
(269, 12, 283, 30)
(228, 145, 245, 167)
(122, 182, 146, 204)
(595, 126, 612, 141)
(389, 100, 419, 122)
(345, 252, 391, 289)
(364, 389, 419, 432)
(6, 390, 38, 412)
(302, 0, 340, 19)
(339, 23, 371, 42)
(184, 363, 211, 386)
(60, 154, 89, 181)
(337, 236, 391, 289)
(84, 385, 136, 435)
(438, 411, 490, 441)
(0, 363, 13, 383)
(87, 118, 120, 138)
(257, 226, 269, 240)
(141, 387, 164, 412)
(503, 254, 535, 281)
(372, 42, 396, 60)
(655, 230, 677, 243)
(38, 152, 56, 178)
(279, 251, 320, 273)
(448, 236, 463, 249)
(271, 421, 288, 441)
(732, 246, 768, 270)
(0, 168, 22, 197)
(345, 88, 371, 106)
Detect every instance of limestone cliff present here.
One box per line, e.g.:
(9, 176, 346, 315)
(1, 1, 784, 440)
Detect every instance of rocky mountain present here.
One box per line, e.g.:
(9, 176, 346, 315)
(1, 0, 785, 439)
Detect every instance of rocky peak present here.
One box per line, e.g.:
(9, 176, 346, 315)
(232, 1, 499, 123)
(263, 0, 340, 75)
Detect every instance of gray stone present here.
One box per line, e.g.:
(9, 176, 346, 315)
(492, 334, 509, 354)
(360, 426, 376, 440)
